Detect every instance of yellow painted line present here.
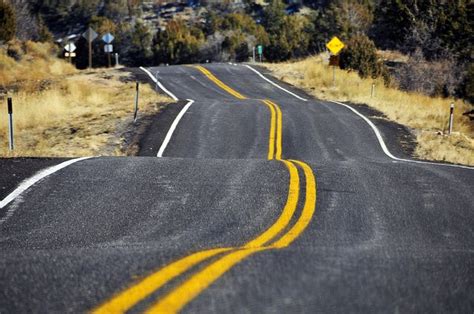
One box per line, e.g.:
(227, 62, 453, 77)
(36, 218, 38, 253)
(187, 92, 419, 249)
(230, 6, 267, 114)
(262, 100, 276, 160)
(145, 247, 267, 314)
(145, 160, 302, 313)
(91, 248, 232, 314)
(193, 66, 247, 100)
(93, 66, 317, 314)
(272, 160, 317, 248)
(265, 100, 283, 160)
(243, 160, 299, 248)
(92, 160, 300, 313)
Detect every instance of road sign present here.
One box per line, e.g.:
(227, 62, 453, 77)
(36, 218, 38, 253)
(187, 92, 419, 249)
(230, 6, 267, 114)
(83, 27, 98, 68)
(257, 45, 263, 55)
(102, 33, 115, 44)
(65, 52, 76, 57)
(326, 36, 345, 55)
(329, 55, 339, 66)
(82, 27, 98, 42)
(64, 43, 76, 52)
(104, 44, 113, 53)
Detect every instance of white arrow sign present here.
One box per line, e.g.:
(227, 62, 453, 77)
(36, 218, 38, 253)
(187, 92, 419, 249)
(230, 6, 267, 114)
(64, 43, 76, 52)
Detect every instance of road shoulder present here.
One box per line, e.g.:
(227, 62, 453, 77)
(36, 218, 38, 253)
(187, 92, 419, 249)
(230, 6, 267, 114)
(0, 158, 68, 202)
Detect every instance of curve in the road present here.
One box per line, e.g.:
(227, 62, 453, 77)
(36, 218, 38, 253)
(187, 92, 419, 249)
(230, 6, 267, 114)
(93, 66, 318, 313)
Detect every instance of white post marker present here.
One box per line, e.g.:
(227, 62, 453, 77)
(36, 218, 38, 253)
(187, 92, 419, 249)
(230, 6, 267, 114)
(7, 97, 14, 151)
(134, 82, 139, 122)
(371, 83, 375, 98)
(448, 103, 454, 134)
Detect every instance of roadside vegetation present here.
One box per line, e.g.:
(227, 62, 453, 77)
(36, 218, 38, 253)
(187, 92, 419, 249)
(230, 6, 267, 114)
(0, 0, 472, 164)
(264, 56, 474, 166)
(0, 41, 171, 157)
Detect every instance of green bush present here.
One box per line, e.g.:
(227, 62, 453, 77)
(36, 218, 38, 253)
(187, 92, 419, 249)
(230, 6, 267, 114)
(340, 34, 389, 84)
(0, 2, 16, 43)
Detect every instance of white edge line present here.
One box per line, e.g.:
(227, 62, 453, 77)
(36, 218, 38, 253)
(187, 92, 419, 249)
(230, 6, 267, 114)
(0, 157, 92, 222)
(140, 66, 179, 101)
(245, 63, 472, 171)
(329, 100, 474, 171)
(157, 99, 195, 157)
(244, 64, 308, 102)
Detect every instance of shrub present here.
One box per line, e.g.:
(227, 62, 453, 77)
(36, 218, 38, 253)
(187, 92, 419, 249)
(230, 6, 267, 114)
(340, 34, 384, 79)
(0, 2, 16, 43)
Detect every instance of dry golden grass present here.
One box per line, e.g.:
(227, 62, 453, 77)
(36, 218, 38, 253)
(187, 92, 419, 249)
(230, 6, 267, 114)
(263, 55, 474, 166)
(0, 69, 172, 157)
(0, 41, 76, 91)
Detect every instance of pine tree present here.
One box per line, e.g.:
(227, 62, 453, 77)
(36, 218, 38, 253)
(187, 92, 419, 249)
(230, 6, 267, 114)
(0, 2, 16, 43)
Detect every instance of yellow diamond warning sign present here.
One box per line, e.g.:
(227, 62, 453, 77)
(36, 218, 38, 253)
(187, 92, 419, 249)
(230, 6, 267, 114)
(326, 37, 345, 55)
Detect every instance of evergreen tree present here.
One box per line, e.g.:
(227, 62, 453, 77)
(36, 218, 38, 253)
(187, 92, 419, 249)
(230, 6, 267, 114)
(129, 21, 152, 66)
(0, 2, 16, 43)
(370, 0, 415, 50)
(340, 34, 387, 81)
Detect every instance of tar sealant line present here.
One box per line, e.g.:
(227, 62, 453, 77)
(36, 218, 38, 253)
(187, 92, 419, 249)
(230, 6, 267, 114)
(246, 64, 473, 171)
(157, 99, 195, 158)
(140, 67, 179, 101)
(0, 157, 92, 224)
(244, 64, 308, 102)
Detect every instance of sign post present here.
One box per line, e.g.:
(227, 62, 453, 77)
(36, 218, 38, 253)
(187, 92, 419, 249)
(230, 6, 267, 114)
(326, 36, 345, 87)
(82, 27, 98, 69)
(102, 33, 115, 68)
(7, 97, 14, 151)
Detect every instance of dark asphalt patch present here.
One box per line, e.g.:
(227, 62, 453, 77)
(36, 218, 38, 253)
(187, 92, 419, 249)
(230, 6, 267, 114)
(137, 100, 187, 156)
(345, 102, 417, 159)
(0, 158, 68, 201)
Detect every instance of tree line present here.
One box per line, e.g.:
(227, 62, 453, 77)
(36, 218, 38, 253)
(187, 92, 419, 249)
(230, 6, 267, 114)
(0, 0, 472, 102)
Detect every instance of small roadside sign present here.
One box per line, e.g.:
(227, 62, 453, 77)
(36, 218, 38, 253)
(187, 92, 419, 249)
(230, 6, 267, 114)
(102, 33, 115, 44)
(257, 45, 263, 55)
(104, 44, 113, 53)
(65, 52, 76, 57)
(326, 36, 345, 55)
(329, 55, 339, 66)
(82, 27, 98, 42)
(64, 43, 76, 52)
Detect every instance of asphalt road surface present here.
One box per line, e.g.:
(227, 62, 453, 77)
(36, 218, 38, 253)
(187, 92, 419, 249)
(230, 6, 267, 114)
(1, 63, 473, 313)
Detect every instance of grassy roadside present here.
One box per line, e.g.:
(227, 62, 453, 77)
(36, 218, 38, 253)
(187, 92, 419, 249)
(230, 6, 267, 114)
(263, 55, 474, 166)
(0, 42, 172, 157)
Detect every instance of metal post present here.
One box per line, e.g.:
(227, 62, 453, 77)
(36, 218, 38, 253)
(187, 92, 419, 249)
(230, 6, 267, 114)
(115, 53, 119, 67)
(107, 52, 111, 68)
(333, 66, 336, 86)
(252, 46, 256, 63)
(88, 41, 92, 69)
(448, 103, 454, 134)
(7, 97, 14, 151)
(134, 82, 139, 122)
(259, 52, 262, 63)
(371, 83, 375, 98)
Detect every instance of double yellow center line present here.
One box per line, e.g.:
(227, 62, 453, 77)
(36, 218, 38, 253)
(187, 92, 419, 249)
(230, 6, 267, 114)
(92, 66, 317, 314)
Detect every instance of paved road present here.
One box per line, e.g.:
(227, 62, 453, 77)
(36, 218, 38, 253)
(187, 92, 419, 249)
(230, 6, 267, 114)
(1, 63, 473, 313)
